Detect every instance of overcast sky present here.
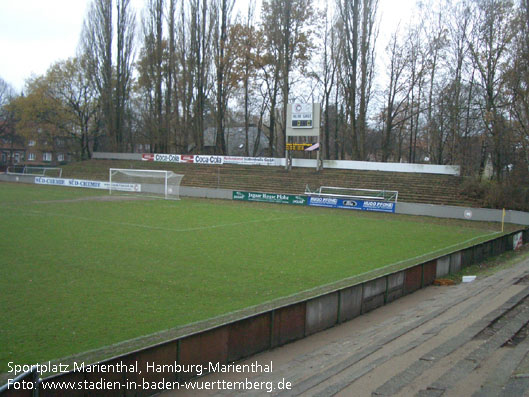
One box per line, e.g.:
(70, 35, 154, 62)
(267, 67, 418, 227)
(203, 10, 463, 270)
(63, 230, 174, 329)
(0, 0, 417, 93)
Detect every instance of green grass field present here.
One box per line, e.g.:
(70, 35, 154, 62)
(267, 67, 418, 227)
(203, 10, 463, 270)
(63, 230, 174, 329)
(0, 182, 507, 373)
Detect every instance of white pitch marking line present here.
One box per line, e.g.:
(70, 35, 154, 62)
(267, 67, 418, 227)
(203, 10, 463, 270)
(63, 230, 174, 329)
(5, 207, 315, 233)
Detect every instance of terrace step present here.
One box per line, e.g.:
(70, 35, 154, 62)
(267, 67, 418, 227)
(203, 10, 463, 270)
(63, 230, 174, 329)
(62, 160, 480, 207)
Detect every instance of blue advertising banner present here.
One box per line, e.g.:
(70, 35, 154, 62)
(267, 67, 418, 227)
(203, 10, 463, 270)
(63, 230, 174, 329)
(308, 196, 395, 213)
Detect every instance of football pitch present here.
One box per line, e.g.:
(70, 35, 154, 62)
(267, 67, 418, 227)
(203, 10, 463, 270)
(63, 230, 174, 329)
(0, 182, 506, 373)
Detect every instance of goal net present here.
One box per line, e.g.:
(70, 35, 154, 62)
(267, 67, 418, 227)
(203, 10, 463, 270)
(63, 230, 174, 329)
(109, 168, 184, 200)
(7, 166, 62, 177)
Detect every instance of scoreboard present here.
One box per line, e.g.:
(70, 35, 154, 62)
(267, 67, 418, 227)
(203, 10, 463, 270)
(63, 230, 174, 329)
(291, 103, 313, 128)
(285, 102, 322, 170)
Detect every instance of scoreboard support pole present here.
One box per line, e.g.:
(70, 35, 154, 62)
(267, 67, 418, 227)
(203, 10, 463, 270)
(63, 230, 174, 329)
(285, 147, 292, 171)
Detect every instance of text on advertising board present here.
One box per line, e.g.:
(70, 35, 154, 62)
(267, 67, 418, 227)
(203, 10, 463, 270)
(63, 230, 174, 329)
(308, 196, 395, 213)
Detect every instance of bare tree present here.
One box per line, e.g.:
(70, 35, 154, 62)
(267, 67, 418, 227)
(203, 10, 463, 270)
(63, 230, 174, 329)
(231, 1, 259, 156)
(189, 0, 214, 153)
(0, 77, 16, 148)
(506, 0, 529, 168)
(138, 0, 165, 152)
(261, 0, 314, 156)
(80, 0, 135, 152)
(336, 0, 378, 160)
(320, 7, 339, 160)
(467, 0, 517, 179)
(212, 0, 235, 154)
(381, 31, 408, 161)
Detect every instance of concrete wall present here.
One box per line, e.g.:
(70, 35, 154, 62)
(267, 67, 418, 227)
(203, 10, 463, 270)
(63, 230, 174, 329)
(0, 174, 36, 184)
(339, 285, 363, 322)
(304, 158, 460, 175)
(180, 186, 232, 200)
(436, 256, 451, 278)
(362, 277, 387, 313)
(305, 293, 339, 336)
(92, 152, 143, 161)
(387, 272, 405, 303)
(396, 202, 529, 226)
(92, 151, 460, 175)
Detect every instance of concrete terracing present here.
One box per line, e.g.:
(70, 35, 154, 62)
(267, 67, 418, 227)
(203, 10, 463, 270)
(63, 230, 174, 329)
(63, 160, 479, 207)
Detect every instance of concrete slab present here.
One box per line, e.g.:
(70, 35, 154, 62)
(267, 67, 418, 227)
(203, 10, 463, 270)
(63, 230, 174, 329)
(228, 313, 270, 362)
(387, 272, 405, 303)
(405, 265, 422, 294)
(362, 278, 387, 313)
(450, 251, 462, 273)
(305, 292, 339, 336)
(339, 284, 363, 323)
(436, 256, 450, 277)
(271, 303, 306, 347)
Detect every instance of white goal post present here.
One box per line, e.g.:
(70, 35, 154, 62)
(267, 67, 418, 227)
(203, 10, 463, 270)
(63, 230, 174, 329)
(109, 168, 184, 200)
(7, 166, 62, 177)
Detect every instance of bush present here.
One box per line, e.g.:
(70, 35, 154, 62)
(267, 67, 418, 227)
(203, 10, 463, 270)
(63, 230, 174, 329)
(461, 178, 529, 211)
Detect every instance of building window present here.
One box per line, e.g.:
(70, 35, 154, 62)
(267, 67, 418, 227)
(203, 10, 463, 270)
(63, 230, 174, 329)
(28, 153, 36, 161)
(43, 152, 52, 162)
(14, 153, 20, 163)
(57, 153, 64, 162)
(28, 140, 36, 147)
(1, 153, 6, 163)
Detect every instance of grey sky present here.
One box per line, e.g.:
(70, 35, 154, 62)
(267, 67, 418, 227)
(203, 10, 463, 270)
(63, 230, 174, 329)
(0, 0, 415, 93)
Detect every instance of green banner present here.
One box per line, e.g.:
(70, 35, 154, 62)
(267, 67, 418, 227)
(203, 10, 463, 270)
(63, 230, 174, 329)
(233, 191, 307, 205)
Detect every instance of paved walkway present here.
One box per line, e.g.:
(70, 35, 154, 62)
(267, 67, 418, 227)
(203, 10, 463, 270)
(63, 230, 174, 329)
(163, 256, 529, 397)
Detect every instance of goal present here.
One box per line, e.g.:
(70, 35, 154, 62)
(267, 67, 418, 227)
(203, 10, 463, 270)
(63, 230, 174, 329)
(109, 168, 184, 200)
(305, 185, 398, 203)
(7, 166, 62, 177)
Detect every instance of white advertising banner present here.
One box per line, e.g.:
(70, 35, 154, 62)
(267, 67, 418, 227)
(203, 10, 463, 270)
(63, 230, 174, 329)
(223, 156, 277, 166)
(142, 153, 277, 166)
(35, 177, 140, 192)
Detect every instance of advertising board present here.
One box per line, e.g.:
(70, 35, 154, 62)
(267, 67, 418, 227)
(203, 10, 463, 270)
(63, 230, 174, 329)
(308, 197, 395, 213)
(141, 153, 277, 166)
(232, 191, 307, 206)
(35, 177, 140, 192)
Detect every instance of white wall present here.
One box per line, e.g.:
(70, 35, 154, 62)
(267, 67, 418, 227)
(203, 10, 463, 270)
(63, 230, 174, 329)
(93, 152, 461, 176)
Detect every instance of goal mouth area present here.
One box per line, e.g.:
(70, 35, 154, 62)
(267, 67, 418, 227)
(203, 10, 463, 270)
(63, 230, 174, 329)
(305, 185, 399, 203)
(109, 168, 184, 200)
